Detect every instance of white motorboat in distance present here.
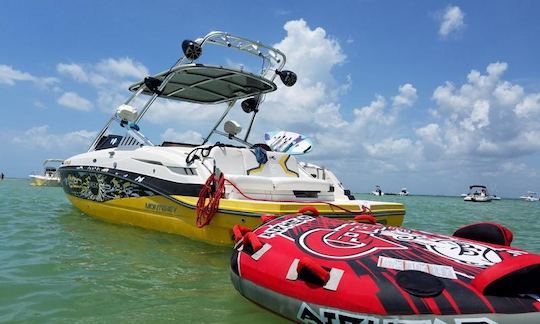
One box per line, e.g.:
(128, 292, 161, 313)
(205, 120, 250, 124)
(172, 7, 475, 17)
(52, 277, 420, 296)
(371, 185, 384, 196)
(381, 187, 409, 196)
(58, 31, 406, 245)
(29, 159, 63, 186)
(399, 187, 409, 196)
(520, 191, 539, 202)
(463, 185, 492, 202)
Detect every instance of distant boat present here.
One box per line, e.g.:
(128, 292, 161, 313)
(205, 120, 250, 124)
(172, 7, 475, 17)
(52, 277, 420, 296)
(29, 159, 63, 187)
(463, 185, 492, 202)
(376, 187, 409, 196)
(520, 191, 539, 202)
(371, 185, 384, 196)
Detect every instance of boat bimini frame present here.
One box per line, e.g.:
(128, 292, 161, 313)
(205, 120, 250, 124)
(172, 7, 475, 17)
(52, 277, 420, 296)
(88, 31, 298, 153)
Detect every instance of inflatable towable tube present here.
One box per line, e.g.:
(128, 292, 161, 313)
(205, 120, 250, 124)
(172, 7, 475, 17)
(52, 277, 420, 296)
(230, 210, 540, 323)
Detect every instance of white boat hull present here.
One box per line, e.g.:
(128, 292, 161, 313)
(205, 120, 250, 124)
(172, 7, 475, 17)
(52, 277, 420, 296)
(29, 175, 61, 187)
(463, 195, 492, 202)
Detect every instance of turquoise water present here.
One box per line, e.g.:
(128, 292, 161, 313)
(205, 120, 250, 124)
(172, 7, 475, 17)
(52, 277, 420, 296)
(1, 179, 539, 323)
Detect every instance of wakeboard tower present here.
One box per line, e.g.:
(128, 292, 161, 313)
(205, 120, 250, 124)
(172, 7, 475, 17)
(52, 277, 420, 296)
(59, 31, 405, 245)
(231, 208, 540, 323)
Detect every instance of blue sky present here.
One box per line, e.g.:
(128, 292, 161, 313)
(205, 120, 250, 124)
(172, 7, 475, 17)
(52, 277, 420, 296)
(1, 1, 540, 197)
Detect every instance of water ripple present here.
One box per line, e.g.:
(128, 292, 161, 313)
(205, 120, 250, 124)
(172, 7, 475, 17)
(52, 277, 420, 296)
(1, 180, 539, 322)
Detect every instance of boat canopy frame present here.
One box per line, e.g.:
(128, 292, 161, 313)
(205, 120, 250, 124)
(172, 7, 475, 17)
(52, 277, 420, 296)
(469, 185, 488, 189)
(43, 159, 64, 165)
(88, 31, 290, 152)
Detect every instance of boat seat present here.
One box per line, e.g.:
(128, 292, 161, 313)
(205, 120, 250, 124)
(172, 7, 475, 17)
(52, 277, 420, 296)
(207, 146, 301, 178)
(242, 150, 300, 178)
(225, 175, 275, 192)
(207, 146, 249, 175)
(272, 177, 330, 192)
(225, 175, 330, 193)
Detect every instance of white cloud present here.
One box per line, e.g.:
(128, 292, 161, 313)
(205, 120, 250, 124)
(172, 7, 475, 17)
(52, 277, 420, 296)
(500, 161, 530, 174)
(56, 57, 148, 112)
(274, 19, 346, 85)
(313, 103, 348, 128)
(0, 65, 58, 89)
(351, 83, 415, 131)
(415, 123, 441, 143)
(57, 92, 93, 111)
(438, 6, 465, 38)
(161, 128, 203, 144)
(57, 63, 89, 82)
(352, 95, 388, 129)
(274, 9, 292, 17)
(493, 81, 524, 106)
(364, 137, 415, 157)
(96, 58, 149, 79)
(12, 125, 96, 150)
(34, 100, 46, 110)
(420, 61, 540, 164)
(432, 81, 468, 112)
(0, 64, 36, 85)
(145, 99, 224, 125)
(459, 100, 490, 131)
(392, 83, 418, 108)
(515, 93, 540, 118)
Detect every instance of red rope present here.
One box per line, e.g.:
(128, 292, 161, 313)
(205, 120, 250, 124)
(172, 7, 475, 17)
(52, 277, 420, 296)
(196, 173, 225, 228)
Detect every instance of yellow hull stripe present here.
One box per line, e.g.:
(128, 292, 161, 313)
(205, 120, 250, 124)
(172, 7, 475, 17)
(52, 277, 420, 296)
(66, 194, 405, 246)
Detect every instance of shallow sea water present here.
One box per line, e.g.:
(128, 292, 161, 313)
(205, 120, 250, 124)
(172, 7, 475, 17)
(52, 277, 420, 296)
(0, 179, 539, 323)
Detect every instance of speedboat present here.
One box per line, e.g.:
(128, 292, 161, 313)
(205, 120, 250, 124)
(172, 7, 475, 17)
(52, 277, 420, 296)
(520, 191, 539, 202)
(463, 185, 492, 202)
(382, 187, 408, 196)
(58, 31, 405, 245)
(371, 185, 384, 196)
(29, 159, 63, 186)
(399, 187, 409, 196)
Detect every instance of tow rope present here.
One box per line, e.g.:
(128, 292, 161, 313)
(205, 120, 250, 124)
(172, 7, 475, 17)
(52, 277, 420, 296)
(195, 172, 372, 227)
(195, 173, 225, 228)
